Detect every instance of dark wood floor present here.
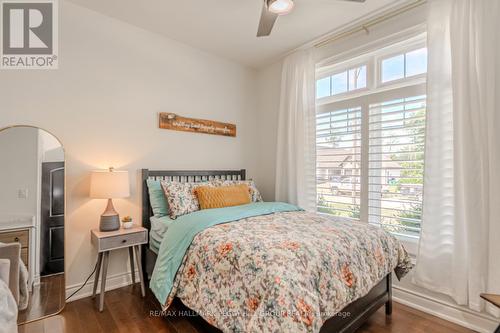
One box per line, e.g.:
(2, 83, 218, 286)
(18, 273, 65, 324)
(19, 284, 475, 333)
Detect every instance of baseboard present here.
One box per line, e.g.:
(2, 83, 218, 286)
(393, 285, 498, 333)
(65, 269, 139, 302)
(33, 274, 40, 286)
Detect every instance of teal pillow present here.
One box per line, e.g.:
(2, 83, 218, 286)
(146, 179, 169, 217)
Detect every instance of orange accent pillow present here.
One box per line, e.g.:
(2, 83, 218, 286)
(195, 184, 251, 210)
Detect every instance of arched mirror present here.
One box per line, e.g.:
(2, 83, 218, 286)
(0, 126, 65, 325)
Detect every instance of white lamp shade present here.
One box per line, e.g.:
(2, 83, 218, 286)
(90, 170, 130, 199)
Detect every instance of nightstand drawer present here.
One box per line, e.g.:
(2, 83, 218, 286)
(96, 231, 147, 252)
(0, 229, 29, 247)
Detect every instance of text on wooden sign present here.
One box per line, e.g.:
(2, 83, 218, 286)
(159, 113, 236, 137)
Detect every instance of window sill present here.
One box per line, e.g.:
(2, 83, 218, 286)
(393, 233, 419, 257)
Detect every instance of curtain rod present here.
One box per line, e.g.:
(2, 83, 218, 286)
(314, 0, 427, 49)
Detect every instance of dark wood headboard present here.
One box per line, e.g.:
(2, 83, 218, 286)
(141, 169, 246, 231)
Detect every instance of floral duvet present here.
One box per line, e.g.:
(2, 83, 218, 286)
(161, 209, 412, 333)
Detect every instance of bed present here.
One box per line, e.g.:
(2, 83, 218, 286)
(141, 169, 411, 333)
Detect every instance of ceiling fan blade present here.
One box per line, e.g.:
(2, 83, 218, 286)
(257, 2, 279, 37)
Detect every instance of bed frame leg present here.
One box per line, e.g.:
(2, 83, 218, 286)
(385, 299, 392, 315)
(385, 273, 393, 315)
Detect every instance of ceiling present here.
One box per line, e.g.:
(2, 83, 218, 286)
(66, 0, 404, 68)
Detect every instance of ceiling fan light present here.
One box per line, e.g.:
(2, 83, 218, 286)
(268, 0, 294, 15)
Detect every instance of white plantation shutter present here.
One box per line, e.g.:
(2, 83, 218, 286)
(316, 107, 362, 220)
(368, 95, 426, 237)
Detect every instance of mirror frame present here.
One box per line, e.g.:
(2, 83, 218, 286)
(0, 124, 66, 325)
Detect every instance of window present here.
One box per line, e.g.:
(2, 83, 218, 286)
(381, 54, 404, 82)
(315, 37, 427, 238)
(316, 77, 331, 99)
(332, 72, 348, 95)
(349, 66, 367, 90)
(316, 65, 367, 99)
(405, 48, 427, 77)
(381, 48, 427, 83)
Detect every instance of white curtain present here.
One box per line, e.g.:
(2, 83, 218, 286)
(275, 49, 317, 211)
(415, 0, 500, 315)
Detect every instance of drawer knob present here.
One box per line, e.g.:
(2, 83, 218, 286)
(14, 237, 19, 242)
(121, 239, 127, 243)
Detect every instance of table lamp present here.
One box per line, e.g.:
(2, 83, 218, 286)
(90, 167, 130, 232)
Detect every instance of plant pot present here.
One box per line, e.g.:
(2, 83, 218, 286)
(122, 221, 133, 229)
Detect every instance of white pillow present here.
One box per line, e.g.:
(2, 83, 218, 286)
(0, 259, 10, 286)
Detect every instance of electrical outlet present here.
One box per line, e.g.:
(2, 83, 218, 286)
(18, 189, 28, 199)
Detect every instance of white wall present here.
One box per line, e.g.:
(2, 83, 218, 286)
(255, 61, 282, 201)
(254, 4, 498, 332)
(0, 0, 258, 297)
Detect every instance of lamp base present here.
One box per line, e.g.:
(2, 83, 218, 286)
(99, 215, 120, 232)
(99, 198, 121, 232)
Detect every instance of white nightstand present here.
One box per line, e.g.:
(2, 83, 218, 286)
(90, 226, 148, 311)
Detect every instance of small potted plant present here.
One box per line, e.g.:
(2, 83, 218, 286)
(121, 216, 133, 229)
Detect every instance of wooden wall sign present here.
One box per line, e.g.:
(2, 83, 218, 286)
(159, 113, 236, 137)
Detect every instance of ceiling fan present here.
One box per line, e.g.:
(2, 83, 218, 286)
(257, 0, 367, 37)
